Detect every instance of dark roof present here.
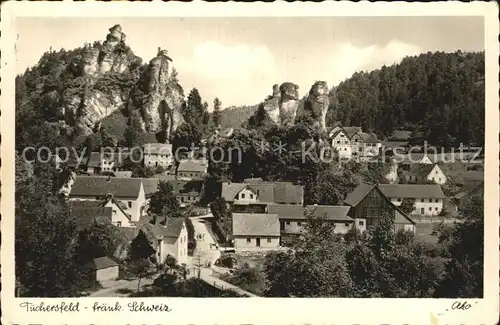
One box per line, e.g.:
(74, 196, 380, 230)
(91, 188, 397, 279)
(378, 184, 445, 199)
(272, 182, 304, 204)
(85, 152, 130, 168)
(221, 183, 248, 201)
(69, 201, 112, 227)
(407, 164, 437, 177)
(167, 180, 203, 195)
(344, 183, 376, 207)
(248, 183, 275, 203)
(141, 178, 159, 195)
(342, 126, 362, 138)
(88, 256, 119, 270)
(232, 213, 280, 236)
(150, 218, 185, 238)
(177, 159, 208, 173)
(268, 204, 352, 221)
(390, 130, 412, 141)
(70, 176, 143, 198)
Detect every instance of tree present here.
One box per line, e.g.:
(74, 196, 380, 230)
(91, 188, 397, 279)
(399, 198, 416, 215)
(148, 181, 182, 219)
(434, 197, 483, 297)
(75, 222, 128, 265)
(184, 88, 204, 127)
(15, 162, 84, 297)
(212, 97, 222, 127)
(171, 122, 202, 157)
(128, 258, 154, 293)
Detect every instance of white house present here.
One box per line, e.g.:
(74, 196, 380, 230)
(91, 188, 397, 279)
(143, 143, 174, 169)
(84, 152, 129, 175)
(69, 176, 146, 222)
(378, 184, 445, 216)
(405, 164, 447, 185)
(232, 213, 281, 249)
(151, 218, 189, 265)
(330, 129, 352, 160)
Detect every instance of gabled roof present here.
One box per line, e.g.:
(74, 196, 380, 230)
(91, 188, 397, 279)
(407, 164, 437, 177)
(232, 213, 280, 236)
(88, 256, 119, 270)
(221, 182, 248, 201)
(343, 183, 376, 207)
(141, 178, 159, 196)
(143, 143, 173, 155)
(69, 201, 113, 227)
(70, 176, 143, 198)
(244, 179, 304, 204)
(343, 126, 362, 138)
(177, 159, 208, 173)
(150, 218, 185, 238)
(113, 171, 133, 178)
(247, 183, 275, 203)
(378, 184, 445, 199)
(268, 204, 352, 221)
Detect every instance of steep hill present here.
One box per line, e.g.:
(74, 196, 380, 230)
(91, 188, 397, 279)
(15, 24, 186, 150)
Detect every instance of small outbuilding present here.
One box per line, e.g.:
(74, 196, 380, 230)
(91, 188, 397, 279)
(87, 257, 119, 282)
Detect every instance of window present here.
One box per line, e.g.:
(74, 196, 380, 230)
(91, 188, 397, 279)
(241, 193, 246, 199)
(246, 237, 251, 243)
(337, 141, 341, 144)
(113, 209, 117, 215)
(436, 170, 438, 174)
(267, 238, 272, 243)
(344, 148, 347, 151)
(421, 199, 424, 202)
(435, 207, 438, 211)
(429, 207, 432, 211)
(250, 194, 254, 199)
(345, 141, 349, 145)
(297, 222, 302, 226)
(345, 223, 349, 227)
(286, 221, 290, 225)
(187, 196, 191, 201)
(435, 199, 439, 203)
(397, 198, 402, 202)
(128, 201, 132, 208)
(117, 221, 122, 227)
(359, 220, 364, 226)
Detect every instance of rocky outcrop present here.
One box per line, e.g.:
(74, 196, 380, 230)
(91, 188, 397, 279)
(302, 81, 329, 131)
(127, 48, 185, 139)
(82, 24, 131, 78)
(247, 82, 300, 128)
(279, 82, 299, 126)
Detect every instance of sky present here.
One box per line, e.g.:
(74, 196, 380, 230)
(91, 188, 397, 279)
(16, 17, 484, 108)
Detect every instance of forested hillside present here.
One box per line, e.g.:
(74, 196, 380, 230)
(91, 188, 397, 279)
(219, 51, 485, 148)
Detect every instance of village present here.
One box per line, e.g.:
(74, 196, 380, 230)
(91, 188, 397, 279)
(44, 124, 484, 297)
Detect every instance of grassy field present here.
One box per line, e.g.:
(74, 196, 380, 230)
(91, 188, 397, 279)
(414, 223, 439, 243)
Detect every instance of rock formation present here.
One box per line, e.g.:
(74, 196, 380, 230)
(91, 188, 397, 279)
(302, 81, 329, 131)
(247, 82, 300, 128)
(279, 82, 300, 126)
(127, 48, 185, 138)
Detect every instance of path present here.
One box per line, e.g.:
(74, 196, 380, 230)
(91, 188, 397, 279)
(189, 215, 221, 267)
(88, 276, 157, 297)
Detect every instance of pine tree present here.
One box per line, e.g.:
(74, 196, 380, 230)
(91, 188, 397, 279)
(212, 97, 222, 127)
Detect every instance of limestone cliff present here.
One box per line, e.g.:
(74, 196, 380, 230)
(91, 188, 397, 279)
(22, 24, 187, 138)
(301, 81, 329, 131)
(279, 82, 299, 126)
(247, 82, 300, 128)
(127, 49, 185, 139)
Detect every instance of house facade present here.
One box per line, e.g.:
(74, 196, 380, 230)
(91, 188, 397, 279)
(87, 257, 119, 282)
(151, 219, 189, 265)
(404, 164, 447, 185)
(69, 176, 147, 222)
(84, 152, 129, 175)
(143, 143, 174, 169)
(330, 129, 352, 160)
(378, 184, 445, 216)
(167, 180, 204, 208)
(267, 204, 360, 235)
(176, 159, 208, 180)
(232, 213, 281, 249)
(344, 183, 416, 232)
(328, 126, 382, 162)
